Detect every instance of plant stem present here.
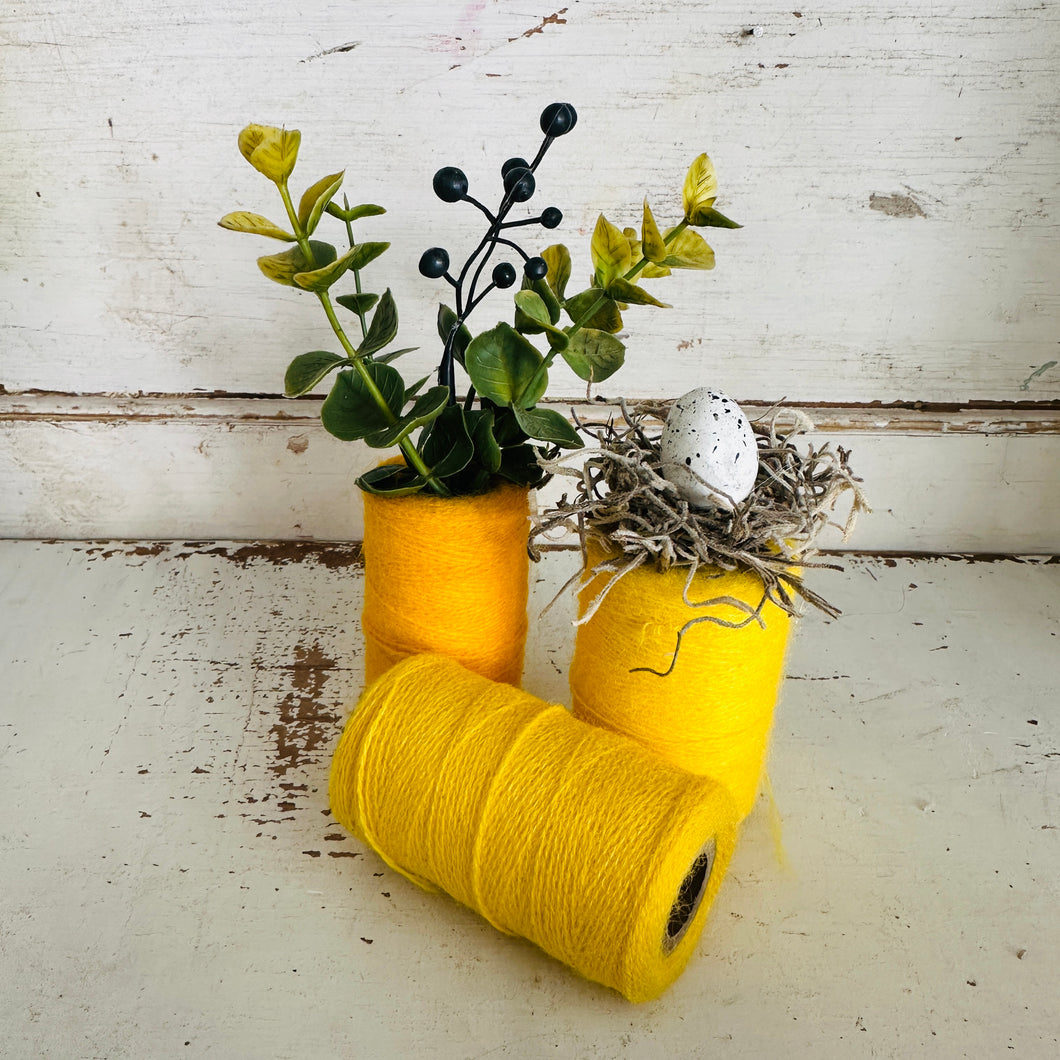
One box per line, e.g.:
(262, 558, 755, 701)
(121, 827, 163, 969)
(277, 180, 449, 496)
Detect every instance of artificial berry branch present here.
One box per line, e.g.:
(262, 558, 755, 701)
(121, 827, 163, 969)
(419, 102, 576, 400)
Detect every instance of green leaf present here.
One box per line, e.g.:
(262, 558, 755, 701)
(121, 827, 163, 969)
(605, 277, 671, 309)
(218, 211, 295, 241)
(467, 409, 502, 474)
(488, 403, 528, 447)
(512, 405, 583, 448)
(404, 376, 429, 402)
(419, 405, 474, 478)
(565, 288, 624, 334)
(298, 171, 345, 236)
(515, 288, 569, 347)
(514, 289, 552, 328)
(437, 304, 473, 367)
(364, 384, 449, 447)
(284, 351, 348, 396)
(257, 241, 336, 286)
(541, 244, 571, 301)
(319, 361, 404, 441)
(345, 241, 390, 272)
(692, 206, 742, 229)
(326, 201, 387, 223)
(590, 214, 633, 288)
(358, 289, 399, 356)
(335, 292, 379, 316)
(530, 276, 562, 325)
(465, 323, 547, 409)
(561, 329, 626, 383)
(375, 346, 417, 364)
(357, 462, 427, 497)
(661, 227, 716, 270)
(295, 240, 388, 293)
(238, 124, 300, 183)
(641, 200, 667, 262)
(497, 442, 547, 487)
(682, 153, 719, 225)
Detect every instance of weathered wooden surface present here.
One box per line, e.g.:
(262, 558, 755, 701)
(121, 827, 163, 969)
(2, 397, 1060, 550)
(2, 1, 1058, 543)
(0, 542, 1057, 1057)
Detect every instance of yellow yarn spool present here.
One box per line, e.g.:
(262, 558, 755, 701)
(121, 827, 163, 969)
(569, 544, 794, 821)
(329, 654, 738, 1002)
(360, 481, 530, 686)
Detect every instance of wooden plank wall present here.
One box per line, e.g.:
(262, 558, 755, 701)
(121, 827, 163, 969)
(2, 1, 1057, 549)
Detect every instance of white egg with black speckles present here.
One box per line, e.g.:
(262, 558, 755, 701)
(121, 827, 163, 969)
(659, 388, 759, 509)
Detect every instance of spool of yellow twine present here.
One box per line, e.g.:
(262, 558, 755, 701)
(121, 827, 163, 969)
(360, 481, 530, 686)
(329, 653, 738, 1002)
(569, 546, 794, 821)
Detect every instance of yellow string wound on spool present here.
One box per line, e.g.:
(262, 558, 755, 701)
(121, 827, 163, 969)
(360, 480, 530, 686)
(329, 653, 738, 1002)
(569, 544, 794, 822)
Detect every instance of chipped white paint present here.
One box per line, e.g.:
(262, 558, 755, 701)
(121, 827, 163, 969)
(1, 1, 1058, 543)
(1, 542, 1057, 1055)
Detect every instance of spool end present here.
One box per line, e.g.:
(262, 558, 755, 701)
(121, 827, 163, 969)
(663, 837, 716, 955)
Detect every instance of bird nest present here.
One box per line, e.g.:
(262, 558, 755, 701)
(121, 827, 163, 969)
(530, 400, 870, 637)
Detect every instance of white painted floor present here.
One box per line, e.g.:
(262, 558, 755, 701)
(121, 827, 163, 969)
(0, 543, 1057, 1059)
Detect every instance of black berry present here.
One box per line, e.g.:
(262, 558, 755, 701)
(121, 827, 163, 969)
(501, 156, 530, 178)
(540, 206, 563, 229)
(492, 262, 517, 288)
(433, 166, 468, 203)
(418, 247, 450, 278)
(523, 256, 548, 281)
(502, 166, 535, 203)
(540, 102, 577, 137)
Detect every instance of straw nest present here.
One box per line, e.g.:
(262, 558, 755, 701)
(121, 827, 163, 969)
(530, 400, 870, 638)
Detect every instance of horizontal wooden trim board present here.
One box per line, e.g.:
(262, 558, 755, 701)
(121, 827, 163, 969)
(1, 393, 1058, 552)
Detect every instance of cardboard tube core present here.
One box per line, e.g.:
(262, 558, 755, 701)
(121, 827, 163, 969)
(663, 837, 716, 955)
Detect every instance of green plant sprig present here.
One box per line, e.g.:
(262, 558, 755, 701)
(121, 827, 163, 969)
(220, 124, 451, 497)
(220, 119, 741, 500)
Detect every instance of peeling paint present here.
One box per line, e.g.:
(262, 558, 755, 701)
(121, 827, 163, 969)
(869, 192, 927, 218)
(509, 8, 568, 42)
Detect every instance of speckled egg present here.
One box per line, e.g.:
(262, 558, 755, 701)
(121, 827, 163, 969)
(659, 388, 759, 509)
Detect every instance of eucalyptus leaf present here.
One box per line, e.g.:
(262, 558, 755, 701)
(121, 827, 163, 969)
(292, 244, 361, 292)
(514, 289, 552, 328)
(561, 329, 626, 383)
(419, 405, 474, 478)
(437, 304, 473, 367)
(298, 171, 345, 236)
(590, 214, 633, 288)
(358, 289, 399, 356)
(357, 462, 427, 497)
(364, 384, 449, 447)
(335, 292, 380, 316)
(465, 322, 547, 409)
(345, 241, 390, 272)
(217, 211, 295, 241)
(374, 346, 417, 364)
(319, 361, 404, 441)
(238, 124, 300, 184)
(641, 200, 667, 262)
(541, 244, 571, 301)
(512, 405, 583, 448)
(682, 153, 720, 225)
(692, 206, 742, 229)
(605, 277, 671, 309)
(326, 201, 387, 223)
(467, 408, 502, 474)
(257, 241, 336, 286)
(284, 350, 348, 396)
(564, 288, 624, 334)
(661, 227, 716, 270)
